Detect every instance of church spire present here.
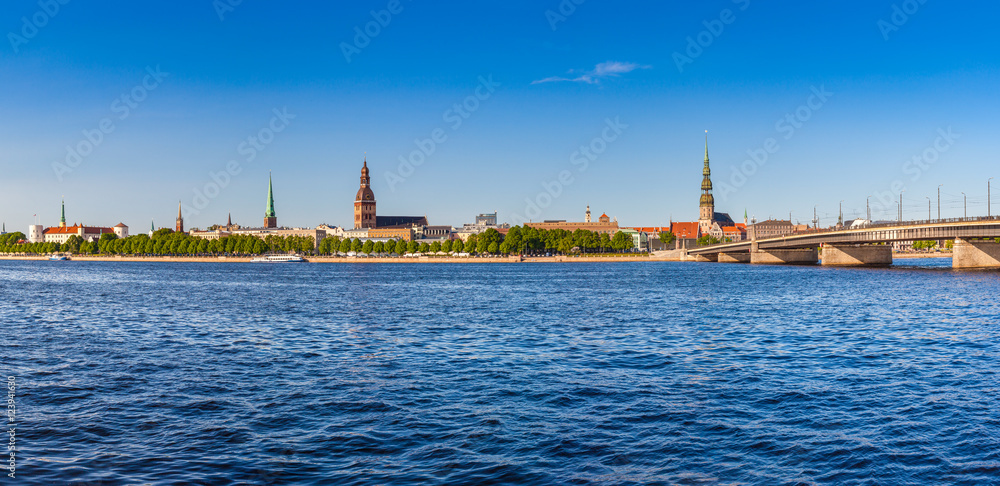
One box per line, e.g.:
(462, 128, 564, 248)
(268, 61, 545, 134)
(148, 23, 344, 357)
(265, 172, 276, 218)
(176, 201, 184, 233)
(60, 198, 66, 228)
(264, 172, 277, 228)
(699, 131, 716, 229)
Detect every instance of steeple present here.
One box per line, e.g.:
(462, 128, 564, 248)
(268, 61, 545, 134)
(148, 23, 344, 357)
(585, 205, 591, 223)
(176, 201, 184, 233)
(227, 212, 232, 228)
(59, 198, 66, 228)
(701, 131, 712, 191)
(699, 131, 715, 232)
(264, 172, 277, 228)
(354, 157, 377, 229)
(360, 157, 370, 188)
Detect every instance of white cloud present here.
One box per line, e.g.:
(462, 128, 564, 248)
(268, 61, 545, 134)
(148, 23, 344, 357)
(531, 61, 650, 85)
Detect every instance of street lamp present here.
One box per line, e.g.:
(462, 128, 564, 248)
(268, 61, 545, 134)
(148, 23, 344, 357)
(938, 184, 943, 221)
(866, 195, 872, 222)
(962, 192, 967, 219)
(899, 190, 905, 223)
(926, 197, 931, 221)
(813, 205, 818, 229)
(839, 200, 844, 227)
(990, 178, 994, 218)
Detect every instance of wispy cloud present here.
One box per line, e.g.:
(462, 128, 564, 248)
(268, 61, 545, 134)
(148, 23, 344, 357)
(532, 61, 650, 85)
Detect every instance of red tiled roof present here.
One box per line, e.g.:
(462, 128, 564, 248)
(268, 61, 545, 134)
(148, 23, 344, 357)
(670, 222, 700, 238)
(42, 225, 113, 235)
(114, 223, 127, 227)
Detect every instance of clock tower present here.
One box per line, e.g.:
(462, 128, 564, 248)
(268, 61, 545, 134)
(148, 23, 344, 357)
(354, 158, 376, 229)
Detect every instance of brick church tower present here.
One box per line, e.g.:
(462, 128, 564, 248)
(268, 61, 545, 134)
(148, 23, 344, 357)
(354, 158, 376, 229)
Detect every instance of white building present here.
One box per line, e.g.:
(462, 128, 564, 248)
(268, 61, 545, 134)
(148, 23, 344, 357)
(28, 225, 44, 243)
(113, 223, 128, 239)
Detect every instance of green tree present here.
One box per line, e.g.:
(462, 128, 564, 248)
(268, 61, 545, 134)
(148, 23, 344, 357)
(430, 241, 442, 253)
(362, 240, 375, 254)
(487, 242, 499, 254)
(505, 226, 523, 253)
(452, 239, 464, 253)
(407, 241, 420, 254)
(394, 239, 408, 255)
(351, 238, 363, 253)
(659, 231, 676, 247)
(419, 242, 430, 253)
(612, 231, 633, 252)
(62, 235, 84, 253)
(441, 239, 453, 253)
(599, 233, 611, 252)
(339, 238, 351, 253)
(696, 235, 720, 246)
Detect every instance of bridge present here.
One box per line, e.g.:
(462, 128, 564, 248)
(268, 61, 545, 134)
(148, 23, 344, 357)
(685, 217, 1000, 268)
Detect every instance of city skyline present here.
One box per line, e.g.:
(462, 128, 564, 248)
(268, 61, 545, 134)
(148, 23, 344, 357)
(3, 2, 999, 231)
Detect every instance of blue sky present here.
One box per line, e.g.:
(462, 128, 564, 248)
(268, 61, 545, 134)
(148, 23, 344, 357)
(2, 1, 999, 232)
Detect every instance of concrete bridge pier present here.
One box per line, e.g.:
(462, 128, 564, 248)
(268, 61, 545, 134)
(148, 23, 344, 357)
(718, 252, 751, 263)
(821, 244, 892, 267)
(750, 248, 818, 265)
(953, 238, 1000, 269)
(686, 252, 718, 262)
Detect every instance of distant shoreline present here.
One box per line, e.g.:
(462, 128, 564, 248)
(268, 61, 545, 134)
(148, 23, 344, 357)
(0, 252, 952, 263)
(0, 255, 675, 263)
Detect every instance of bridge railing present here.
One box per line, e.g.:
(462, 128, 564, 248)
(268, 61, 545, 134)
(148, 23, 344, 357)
(691, 215, 1000, 251)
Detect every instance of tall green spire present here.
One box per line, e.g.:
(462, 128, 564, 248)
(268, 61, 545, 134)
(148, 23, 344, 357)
(265, 172, 276, 218)
(151, 220, 155, 232)
(60, 198, 66, 225)
(700, 131, 713, 197)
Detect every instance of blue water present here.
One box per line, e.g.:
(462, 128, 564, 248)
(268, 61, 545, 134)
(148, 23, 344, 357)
(3, 259, 999, 485)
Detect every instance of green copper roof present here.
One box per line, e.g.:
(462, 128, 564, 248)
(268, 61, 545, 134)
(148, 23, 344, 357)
(60, 199, 66, 224)
(265, 173, 276, 218)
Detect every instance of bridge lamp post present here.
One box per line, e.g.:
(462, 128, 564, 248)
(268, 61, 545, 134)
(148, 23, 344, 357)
(899, 190, 905, 223)
(938, 184, 943, 221)
(839, 200, 844, 228)
(866, 195, 872, 222)
(961, 192, 967, 219)
(926, 197, 931, 221)
(990, 178, 994, 218)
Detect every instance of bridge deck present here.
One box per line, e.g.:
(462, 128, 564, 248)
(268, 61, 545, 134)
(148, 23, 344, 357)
(689, 218, 1000, 255)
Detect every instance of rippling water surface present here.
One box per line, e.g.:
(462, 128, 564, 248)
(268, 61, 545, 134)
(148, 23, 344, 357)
(3, 259, 999, 484)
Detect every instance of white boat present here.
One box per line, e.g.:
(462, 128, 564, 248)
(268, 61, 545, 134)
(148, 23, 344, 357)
(251, 254, 306, 263)
(48, 255, 69, 261)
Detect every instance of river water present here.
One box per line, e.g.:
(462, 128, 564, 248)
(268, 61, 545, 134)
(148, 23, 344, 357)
(2, 259, 998, 484)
